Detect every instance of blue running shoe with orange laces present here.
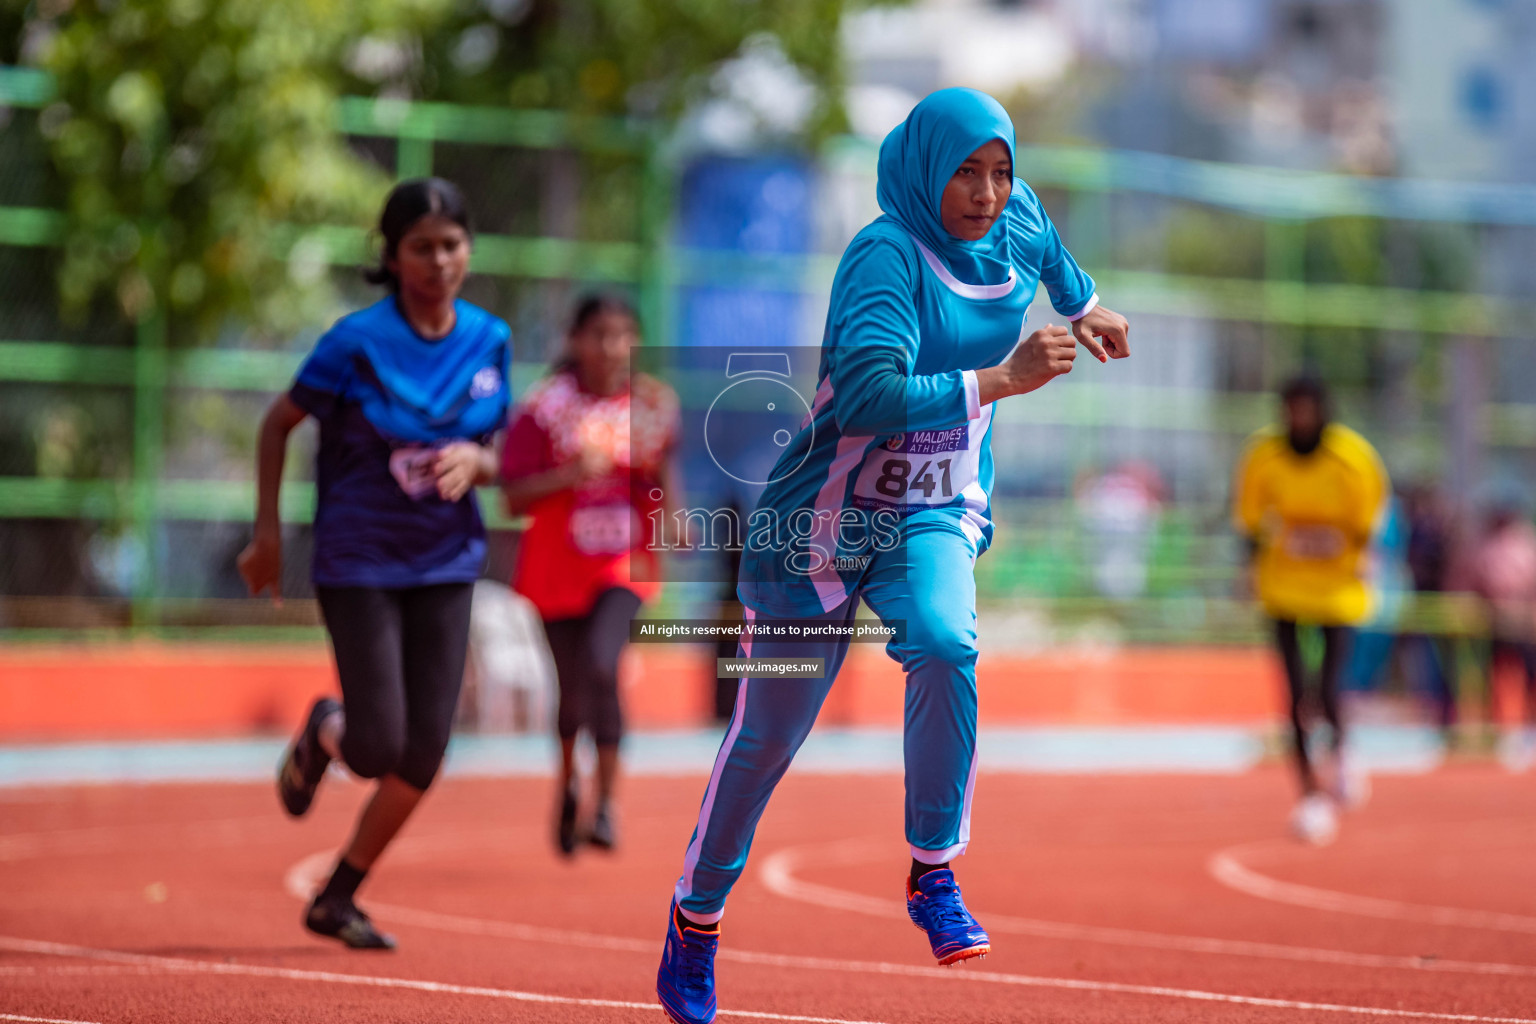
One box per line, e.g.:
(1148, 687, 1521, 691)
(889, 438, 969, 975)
(906, 869, 991, 965)
(656, 900, 719, 1024)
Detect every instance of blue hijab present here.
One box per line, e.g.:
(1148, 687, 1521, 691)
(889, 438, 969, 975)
(876, 88, 1016, 287)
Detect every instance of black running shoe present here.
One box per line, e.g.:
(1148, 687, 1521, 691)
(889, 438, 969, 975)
(556, 783, 579, 857)
(278, 697, 341, 817)
(305, 896, 396, 950)
(587, 801, 616, 851)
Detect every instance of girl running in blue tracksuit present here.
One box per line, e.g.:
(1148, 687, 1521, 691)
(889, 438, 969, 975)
(656, 89, 1131, 1024)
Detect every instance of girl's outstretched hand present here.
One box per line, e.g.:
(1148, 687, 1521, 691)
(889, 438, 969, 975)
(1071, 305, 1130, 362)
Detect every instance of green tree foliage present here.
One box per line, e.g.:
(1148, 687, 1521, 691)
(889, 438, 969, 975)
(30, 0, 449, 345)
(371, 0, 859, 141)
(1, 3, 25, 65)
(21, 0, 870, 346)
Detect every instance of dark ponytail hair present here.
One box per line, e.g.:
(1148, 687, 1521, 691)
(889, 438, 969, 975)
(553, 292, 639, 372)
(364, 177, 473, 292)
(570, 292, 637, 336)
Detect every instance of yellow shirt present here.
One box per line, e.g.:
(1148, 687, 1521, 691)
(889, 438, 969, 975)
(1232, 424, 1389, 626)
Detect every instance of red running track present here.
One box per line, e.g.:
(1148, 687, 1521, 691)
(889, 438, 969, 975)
(2, 765, 1534, 1023)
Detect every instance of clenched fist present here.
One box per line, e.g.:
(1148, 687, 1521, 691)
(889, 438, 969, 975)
(974, 304, 1132, 405)
(1004, 323, 1078, 395)
(237, 527, 283, 604)
(432, 441, 488, 502)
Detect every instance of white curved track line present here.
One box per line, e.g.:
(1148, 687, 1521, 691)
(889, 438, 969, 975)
(277, 847, 1536, 1023)
(759, 838, 1536, 979)
(0, 936, 885, 1024)
(0, 1014, 106, 1024)
(1210, 840, 1536, 935)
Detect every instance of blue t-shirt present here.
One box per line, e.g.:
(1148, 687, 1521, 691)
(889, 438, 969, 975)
(289, 297, 512, 588)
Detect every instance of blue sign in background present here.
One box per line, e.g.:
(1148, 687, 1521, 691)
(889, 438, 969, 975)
(677, 156, 813, 351)
(668, 156, 818, 580)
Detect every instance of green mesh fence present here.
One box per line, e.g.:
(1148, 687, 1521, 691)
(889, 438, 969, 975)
(1, 65, 1533, 649)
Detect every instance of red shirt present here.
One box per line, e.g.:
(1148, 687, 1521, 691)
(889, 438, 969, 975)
(501, 370, 678, 621)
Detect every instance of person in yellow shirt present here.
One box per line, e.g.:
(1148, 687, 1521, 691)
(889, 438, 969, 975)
(1233, 377, 1389, 845)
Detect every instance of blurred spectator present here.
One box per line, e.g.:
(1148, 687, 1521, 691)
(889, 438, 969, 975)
(460, 580, 556, 734)
(1342, 492, 1409, 698)
(1075, 461, 1164, 600)
(1397, 484, 1456, 731)
(1406, 485, 1453, 598)
(1464, 498, 1536, 770)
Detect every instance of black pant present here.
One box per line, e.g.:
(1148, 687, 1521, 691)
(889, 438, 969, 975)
(1273, 619, 1352, 793)
(544, 587, 643, 747)
(316, 583, 474, 791)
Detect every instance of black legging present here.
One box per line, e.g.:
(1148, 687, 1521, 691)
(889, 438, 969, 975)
(1274, 619, 1352, 793)
(316, 583, 474, 791)
(544, 587, 643, 747)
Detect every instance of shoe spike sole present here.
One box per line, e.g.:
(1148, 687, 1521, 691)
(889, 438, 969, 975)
(937, 944, 991, 967)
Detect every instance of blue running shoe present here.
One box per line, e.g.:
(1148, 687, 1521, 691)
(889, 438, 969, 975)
(906, 869, 991, 965)
(656, 900, 719, 1024)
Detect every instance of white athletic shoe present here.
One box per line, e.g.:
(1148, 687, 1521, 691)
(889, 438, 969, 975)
(1290, 793, 1339, 847)
(1333, 749, 1371, 811)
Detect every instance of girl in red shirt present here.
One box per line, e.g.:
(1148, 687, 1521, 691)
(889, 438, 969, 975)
(501, 295, 678, 854)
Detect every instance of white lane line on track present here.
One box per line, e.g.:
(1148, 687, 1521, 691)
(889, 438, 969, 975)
(0, 966, 164, 977)
(0, 1014, 106, 1024)
(281, 845, 1536, 1023)
(288, 899, 1536, 1024)
(0, 936, 885, 1024)
(1210, 840, 1536, 935)
(16, 925, 1536, 1024)
(760, 838, 1536, 979)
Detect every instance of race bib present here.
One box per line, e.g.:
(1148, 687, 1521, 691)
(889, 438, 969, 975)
(851, 424, 979, 513)
(1281, 524, 1346, 561)
(570, 503, 638, 556)
(389, 446, 439, 500)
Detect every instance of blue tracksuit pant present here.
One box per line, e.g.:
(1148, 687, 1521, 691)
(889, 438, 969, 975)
(674, 518, 980, 922)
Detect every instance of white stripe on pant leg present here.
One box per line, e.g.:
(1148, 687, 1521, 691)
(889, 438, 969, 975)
(810, 413, 878, 612)
(909, 739, 978, 864)
(909, 667, 980, 866)
(675, 610, 755, 924)
(958, 740, 978, 847)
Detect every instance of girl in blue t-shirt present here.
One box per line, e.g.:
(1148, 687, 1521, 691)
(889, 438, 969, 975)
(238, 178, 511, 950)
